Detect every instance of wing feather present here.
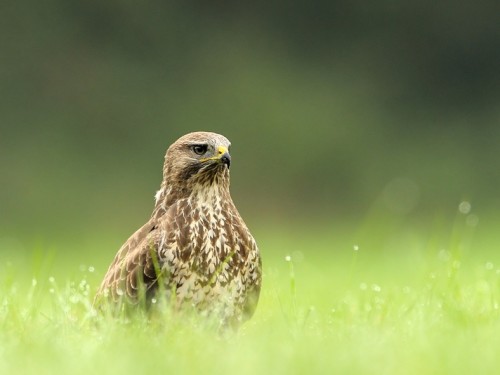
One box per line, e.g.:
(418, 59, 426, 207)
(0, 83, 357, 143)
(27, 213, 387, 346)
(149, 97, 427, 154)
(94, 218, 163, 306)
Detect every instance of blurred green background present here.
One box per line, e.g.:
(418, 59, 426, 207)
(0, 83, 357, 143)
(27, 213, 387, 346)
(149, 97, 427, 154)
(1, 1, 499, 263)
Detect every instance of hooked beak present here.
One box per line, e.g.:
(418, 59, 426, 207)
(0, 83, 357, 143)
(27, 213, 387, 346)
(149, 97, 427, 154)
(217, 146, 231, 168)
(200, 145, 231, 168)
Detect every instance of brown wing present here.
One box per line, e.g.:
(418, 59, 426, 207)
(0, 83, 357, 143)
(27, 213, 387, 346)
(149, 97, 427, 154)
(225, 208, 262, 322)
(243, 254, 262, 320)
(242, 235, 262, 321)
(94, 218, 163, 307)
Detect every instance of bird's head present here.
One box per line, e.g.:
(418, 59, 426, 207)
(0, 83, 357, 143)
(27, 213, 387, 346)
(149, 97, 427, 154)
(157, 132, 233, 205)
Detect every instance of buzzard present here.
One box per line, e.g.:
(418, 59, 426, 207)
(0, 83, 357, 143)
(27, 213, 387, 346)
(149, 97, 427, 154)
(94, 132, 261, 326)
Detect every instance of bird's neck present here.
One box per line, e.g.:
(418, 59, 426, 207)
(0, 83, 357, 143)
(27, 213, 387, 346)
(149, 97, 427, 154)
(152, 177, 231, 220)
(190, 181, 232, 209)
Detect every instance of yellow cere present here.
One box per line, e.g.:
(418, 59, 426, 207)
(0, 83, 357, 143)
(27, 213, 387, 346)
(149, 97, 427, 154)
(200, 146, 229, 162)
(217, 146, 228, 155)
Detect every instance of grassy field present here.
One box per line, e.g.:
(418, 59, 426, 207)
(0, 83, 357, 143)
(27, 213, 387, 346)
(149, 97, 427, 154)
(2, 210, 500, 374)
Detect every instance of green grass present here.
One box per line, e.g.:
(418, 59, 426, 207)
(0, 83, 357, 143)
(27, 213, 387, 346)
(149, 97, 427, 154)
(2, 212, 500, 374)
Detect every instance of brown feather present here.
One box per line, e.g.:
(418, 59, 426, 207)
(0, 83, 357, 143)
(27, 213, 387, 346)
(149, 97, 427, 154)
(94, 132, 261, 326)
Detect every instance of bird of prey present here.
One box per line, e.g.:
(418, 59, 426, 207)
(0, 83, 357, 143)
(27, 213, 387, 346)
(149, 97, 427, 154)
(94, 132, 261, 326)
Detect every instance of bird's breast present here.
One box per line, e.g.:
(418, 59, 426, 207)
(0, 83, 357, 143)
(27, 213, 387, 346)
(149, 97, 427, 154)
(156, 191, 260, 321)
(160, 194, 255, 282)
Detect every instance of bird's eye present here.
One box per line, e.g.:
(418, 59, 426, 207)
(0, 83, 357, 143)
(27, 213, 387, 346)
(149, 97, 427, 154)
(192, 144, 208, 155)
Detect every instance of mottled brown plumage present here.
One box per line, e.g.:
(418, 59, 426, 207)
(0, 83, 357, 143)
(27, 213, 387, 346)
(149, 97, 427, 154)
(94, 132, 261, 326)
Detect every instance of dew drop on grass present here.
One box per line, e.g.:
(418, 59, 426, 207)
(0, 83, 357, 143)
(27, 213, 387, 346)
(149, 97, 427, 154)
(371, 284, 381, 292)
(49, 288, 55, 294)
(49, 277, 55, 283)
(458, 201, 471, 214)
(151, 298, 157, 304)
(88, 266, 95, 273)
(353, 245, 359, 251)
(285, 255, 291, 262)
